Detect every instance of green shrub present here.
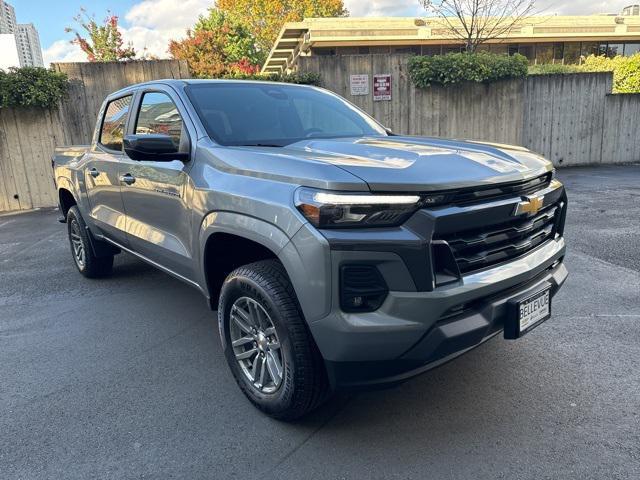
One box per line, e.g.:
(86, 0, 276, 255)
(0, 67, 69, 108)
(219, 71, 321, 86)
(531, 54, 640, 93)
(528, 64, 580, 75)
(579, 54, 625, 73)
(408, 52, 528, 87)
(578, 53, 640, 93)
(614, 54, 640, 93)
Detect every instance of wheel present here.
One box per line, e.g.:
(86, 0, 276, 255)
(66, 206, 114, 278)
(218, 259, 329, 420)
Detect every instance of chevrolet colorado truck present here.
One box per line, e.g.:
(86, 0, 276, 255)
(52, 80, 568, 419)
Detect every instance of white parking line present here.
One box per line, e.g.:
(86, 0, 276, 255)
(0, 220, 13, 229)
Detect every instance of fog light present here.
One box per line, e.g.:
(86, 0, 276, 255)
(350, 296, 363, 308)
(340, 265, 388, 313)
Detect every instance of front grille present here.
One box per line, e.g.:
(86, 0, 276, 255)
(437, 202, 562, 274)
(444, 173, 552, 206)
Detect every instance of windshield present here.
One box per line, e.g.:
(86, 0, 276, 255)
(185, 82, 387, 147)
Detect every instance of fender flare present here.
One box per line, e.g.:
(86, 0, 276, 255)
(56, 176, 75, 201)
(197, 211, 298, 301)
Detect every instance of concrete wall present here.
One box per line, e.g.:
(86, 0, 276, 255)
(299, 54, 639, 168)
(601, 94, 640, 165)
(0, 60, 190, 212)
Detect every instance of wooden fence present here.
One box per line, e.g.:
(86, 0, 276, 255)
(2, 56, 639, 213)
(299, 54, 640, 168)
(0, 60, 190, 212)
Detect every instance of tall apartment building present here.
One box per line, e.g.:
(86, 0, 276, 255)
(16, 23, 44, 67)
(0, 0, 17, 34)
(0, 1, 44, 67)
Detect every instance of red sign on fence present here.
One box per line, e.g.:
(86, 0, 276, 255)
(373, 74, 391, 101)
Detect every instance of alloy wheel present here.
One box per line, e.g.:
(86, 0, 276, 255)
(229, 296, 284, 394)
(70, 219, 86, 269)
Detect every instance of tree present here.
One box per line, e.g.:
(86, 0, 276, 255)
(66, 9, 136, 62)
(216, 0, 348, 58)
(169, 9, 261, 77)
(420, 0, 536, 53)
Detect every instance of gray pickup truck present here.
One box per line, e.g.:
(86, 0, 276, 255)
(52, 79, 568, 419)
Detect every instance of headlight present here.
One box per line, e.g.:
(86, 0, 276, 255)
(295, 188, 422, 228)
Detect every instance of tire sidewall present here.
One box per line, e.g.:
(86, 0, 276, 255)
(66, 207, 87, 274)
(219, 273, 296, 411)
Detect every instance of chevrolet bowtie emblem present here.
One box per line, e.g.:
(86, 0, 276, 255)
(514, 194, 544, 216)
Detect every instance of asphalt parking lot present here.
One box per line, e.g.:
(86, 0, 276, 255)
(1, 165, 639, 480)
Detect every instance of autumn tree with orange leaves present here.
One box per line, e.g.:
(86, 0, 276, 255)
(169, 9, 262, 78)
(217, 0, 348, 57)
(66, 9, 136, 62)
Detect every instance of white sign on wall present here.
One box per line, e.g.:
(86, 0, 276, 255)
(350, 74, 369, 96)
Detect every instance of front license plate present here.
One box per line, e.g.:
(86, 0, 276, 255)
(504, 287, 551, 339)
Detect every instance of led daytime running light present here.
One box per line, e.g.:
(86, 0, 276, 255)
(312, 192, 420, 205)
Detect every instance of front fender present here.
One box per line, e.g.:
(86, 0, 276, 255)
(197, 211, 331, 323)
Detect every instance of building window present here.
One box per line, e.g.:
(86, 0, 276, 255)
(535, 44, 554, 64)
(553, 43, 564, 63)
(490, 44, 508, 55)
(421, 45, 441, 55)
(518, 44, 535, 64)
(580, 42, 600, 58)
(393, 46, 421, 54)
(607, 43, 624, 57)
(624, 43, 640, 56)
(508, 44, 519, 56)
(442, 44, 463, 54)
(314, 47, 336, 56)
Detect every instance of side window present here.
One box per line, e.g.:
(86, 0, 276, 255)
(135, 92, 183, 149)
(99, 95, 132, 151)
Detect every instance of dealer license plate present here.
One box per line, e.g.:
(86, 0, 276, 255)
(505, 287, 551, 339)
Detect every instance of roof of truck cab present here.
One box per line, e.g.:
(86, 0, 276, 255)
(108, 78, 316, 97)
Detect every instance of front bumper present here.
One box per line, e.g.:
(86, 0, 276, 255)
(309, 238, 567, 389)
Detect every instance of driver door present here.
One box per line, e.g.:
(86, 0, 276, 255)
(119, 88, 196, 281)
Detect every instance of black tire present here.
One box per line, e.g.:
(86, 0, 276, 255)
(218, 259, 329, 420)
(66, 206, 114, 278)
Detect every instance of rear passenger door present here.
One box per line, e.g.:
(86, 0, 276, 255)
(119, 88, 196, 280)
(84, 94, 132, 245)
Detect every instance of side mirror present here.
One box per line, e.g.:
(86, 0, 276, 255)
(123, 134, 189, 162)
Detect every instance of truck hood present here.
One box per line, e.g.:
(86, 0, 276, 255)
(281, 136, 553, 192)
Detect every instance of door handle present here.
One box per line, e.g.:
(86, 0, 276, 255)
(89, 168, 100, 178)
(119, 173, 136, 185)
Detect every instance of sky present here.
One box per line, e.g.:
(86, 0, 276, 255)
(9, 0, 635, 66)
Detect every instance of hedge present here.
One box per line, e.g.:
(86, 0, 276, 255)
(0, 67, 68, 108)
(408, 52, 529, 87)
(528, 54, 640, 93)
